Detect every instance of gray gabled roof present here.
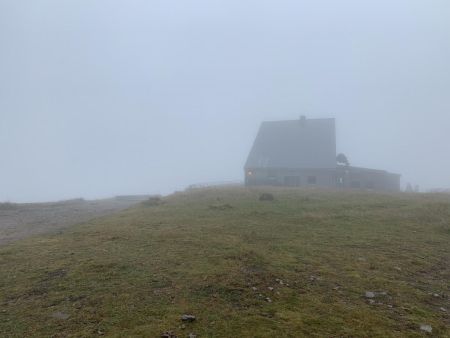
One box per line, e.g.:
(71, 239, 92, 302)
(245, 118, 336, 169)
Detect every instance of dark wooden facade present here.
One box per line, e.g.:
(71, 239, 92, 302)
(245, 117, 401, 192)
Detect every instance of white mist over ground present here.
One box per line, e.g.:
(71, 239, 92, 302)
(1, 0, 449, 202)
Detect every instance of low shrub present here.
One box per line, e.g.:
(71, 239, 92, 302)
(259, 193, 275, 201)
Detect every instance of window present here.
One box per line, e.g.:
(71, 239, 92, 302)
(284, 176, 300, 187)
(366, 181, 374, 189)
(351, 181, 361, 188)
(308, 176, 317, 184)
(268, 169, 277, 178)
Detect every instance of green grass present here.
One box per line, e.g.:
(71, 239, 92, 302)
(0, 187, 449, 337)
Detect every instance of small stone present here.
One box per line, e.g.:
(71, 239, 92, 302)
(268, 287, 274, 291)
(394, 266, 402, 271)
(365, 291, 376, 299)
(357, 257, 366, 262)
(258, 293, 263, 298)
(181, 315, 196, 322)
(188, 333, 197, 338)
(265, 297, 272, 303)
(420, 324, 432, 333)
(180, 324, 186, 329)
(440, 307, 447, 312)
(251, 287, 258, 291)
(387, 305, 393, 308)
(368, 299, 375, 304)
(333, 286, 340, 291)
(432, 293, 440, 298)
(51, 311, 70, 320)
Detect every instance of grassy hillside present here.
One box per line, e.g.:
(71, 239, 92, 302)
(0, 188, 449, 337)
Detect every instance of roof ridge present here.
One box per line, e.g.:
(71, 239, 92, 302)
(262, 117, 335, 123)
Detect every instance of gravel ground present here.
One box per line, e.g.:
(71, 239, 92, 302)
(0, 198, 144, 246)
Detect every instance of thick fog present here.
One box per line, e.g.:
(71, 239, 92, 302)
(1, 0, 449, 202)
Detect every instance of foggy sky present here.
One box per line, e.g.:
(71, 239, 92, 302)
(1, 0, 449, 202)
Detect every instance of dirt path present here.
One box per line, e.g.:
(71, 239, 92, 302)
(0, 198, 145, 246)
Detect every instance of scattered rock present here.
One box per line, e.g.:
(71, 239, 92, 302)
(394, 266, 402, 271)
(275, 278, 284, 285)
(440, 307, 447, 312)
(368, 299, 375, 305)
(364, 291, 388, 299)
(432, 293, 440, 298)
(180, 324, 186, 329)
(268, 287, 274, 291)
(420, 324, 432, 333)
(181, 315, 196, 322)
(208, 204, 233, 211)
(251, 287, 258, 291)
(265, 297, 272, 303)
(188, 333, 197, 338)
(51, 311, 70, 320)
(357, 257, 366, 262)
(365, 291, 376, 299)
(161, 331, 177, 338)
(259, 193, 274, 201)
(387, 305, 393, 308)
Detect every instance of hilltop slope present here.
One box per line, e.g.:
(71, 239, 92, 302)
(0, 188, 449, 337)
(0, 198, 144, 246)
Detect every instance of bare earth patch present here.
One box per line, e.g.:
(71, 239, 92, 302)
(0, 198, 143, 246)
